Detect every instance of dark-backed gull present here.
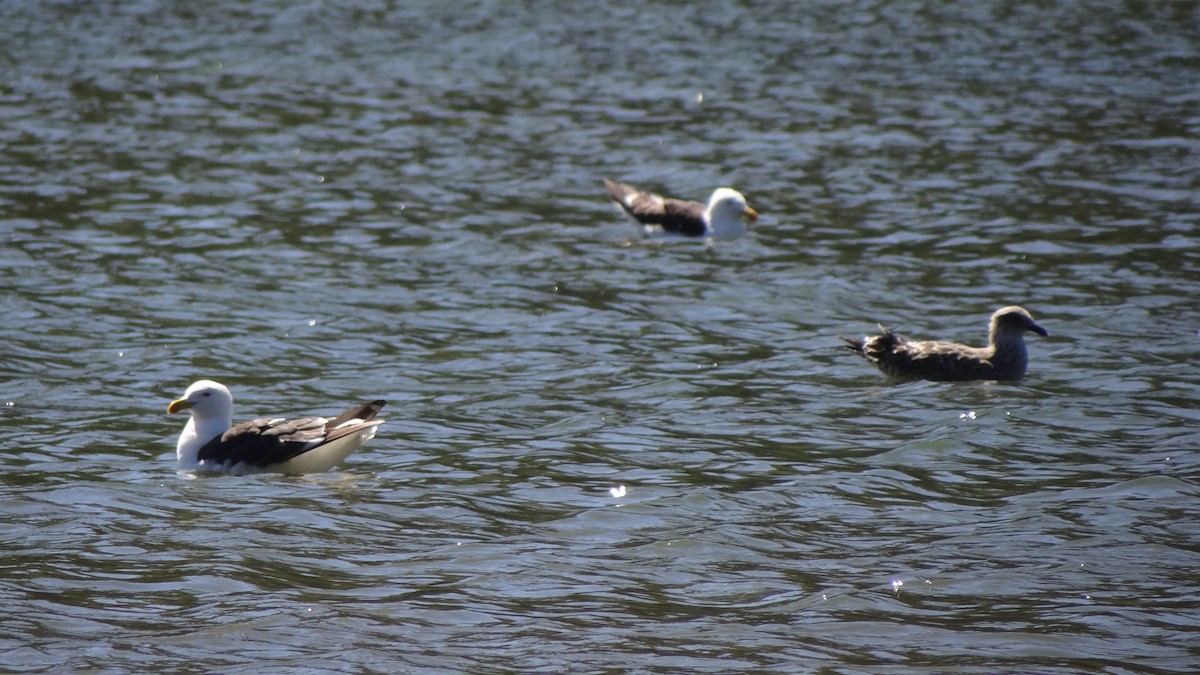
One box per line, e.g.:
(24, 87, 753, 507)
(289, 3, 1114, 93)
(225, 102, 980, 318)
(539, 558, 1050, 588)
(603, 178, 758, 240)
(167, 379, 386, 474)
(841, 306, 1048, 381)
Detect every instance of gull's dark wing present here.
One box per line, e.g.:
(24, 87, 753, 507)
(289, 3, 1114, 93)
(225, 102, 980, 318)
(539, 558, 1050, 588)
(324, 399, 386, 431)
(197, 415, 329, 468)
(872, 337, 997, 381)
(604, 179, 708, 237)
(196, 400, 387, 469)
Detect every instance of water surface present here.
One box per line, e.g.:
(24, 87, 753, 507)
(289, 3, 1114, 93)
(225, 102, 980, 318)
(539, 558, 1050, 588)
(2, 1, 1198, 672)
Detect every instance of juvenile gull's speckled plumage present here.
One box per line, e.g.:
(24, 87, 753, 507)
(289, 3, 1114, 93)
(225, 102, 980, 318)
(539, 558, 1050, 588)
(603, 178, 758, 239)
(841, 306, 1048, 382)
(167, 380, 386, 475)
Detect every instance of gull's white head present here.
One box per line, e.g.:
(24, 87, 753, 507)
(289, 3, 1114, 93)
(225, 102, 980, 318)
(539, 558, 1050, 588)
(168, 380, 235, 467)
(705, 188, 759, 238)
(168, 379, 234, 420)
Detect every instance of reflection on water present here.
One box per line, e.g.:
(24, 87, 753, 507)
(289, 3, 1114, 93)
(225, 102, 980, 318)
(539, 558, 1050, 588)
(1, 0, 1198, 672)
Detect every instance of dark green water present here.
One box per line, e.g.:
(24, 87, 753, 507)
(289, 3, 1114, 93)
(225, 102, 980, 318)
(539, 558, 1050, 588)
(2, 1, 1198, 672)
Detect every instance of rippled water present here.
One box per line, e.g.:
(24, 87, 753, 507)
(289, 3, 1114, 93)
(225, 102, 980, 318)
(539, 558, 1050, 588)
(2, 1, 1199, 672)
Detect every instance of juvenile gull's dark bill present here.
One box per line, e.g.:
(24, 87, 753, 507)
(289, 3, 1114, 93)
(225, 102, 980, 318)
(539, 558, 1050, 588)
(840, 306, 1048, 382)
(167, 379, 386, 475)
(603, 178, 758, 240)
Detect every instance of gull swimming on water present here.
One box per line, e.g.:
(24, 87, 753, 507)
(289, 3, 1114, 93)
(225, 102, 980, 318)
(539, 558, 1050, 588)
(167, 379, 386, 474)
(840, 306, 1048, 381)
(603, 178, 758, 240)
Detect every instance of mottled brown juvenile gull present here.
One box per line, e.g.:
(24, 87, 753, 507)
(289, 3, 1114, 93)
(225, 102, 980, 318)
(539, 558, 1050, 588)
(167, 379, 386, 475)
(840, 306, 1048, 382)
(603, 178, 758, 240)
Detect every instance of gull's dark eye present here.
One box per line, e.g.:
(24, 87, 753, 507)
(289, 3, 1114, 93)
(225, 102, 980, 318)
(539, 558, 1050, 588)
(201, 392, 211, 398)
